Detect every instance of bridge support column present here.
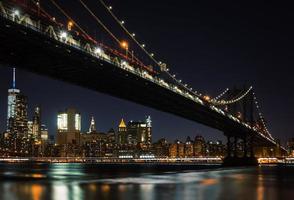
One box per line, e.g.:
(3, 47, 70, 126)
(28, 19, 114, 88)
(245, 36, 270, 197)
(233, 137, 238, 157)
(243, 137, 247, 157)
(223, 133, 258, 166)
(249, 136, 255, 158)
(226, 135, 233, 158)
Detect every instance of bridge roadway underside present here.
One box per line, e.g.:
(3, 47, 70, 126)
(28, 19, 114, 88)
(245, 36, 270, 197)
(0, 17, 273, 146)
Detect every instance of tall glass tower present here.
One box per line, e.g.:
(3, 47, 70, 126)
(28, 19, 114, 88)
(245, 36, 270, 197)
(88, 116, 96, 133)
(7, 68, 20, 130)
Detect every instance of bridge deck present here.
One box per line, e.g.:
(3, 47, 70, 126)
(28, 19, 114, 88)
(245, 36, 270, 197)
(0, 13, 277, 147)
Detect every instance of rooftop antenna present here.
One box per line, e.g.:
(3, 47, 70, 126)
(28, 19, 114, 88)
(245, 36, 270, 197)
(13, 67, 16, 89)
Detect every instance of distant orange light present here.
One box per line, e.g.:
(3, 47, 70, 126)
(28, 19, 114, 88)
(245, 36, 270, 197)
(121, 41, 128, 49)
(204, 95, 210, 101)
(67, 21, 74, 31)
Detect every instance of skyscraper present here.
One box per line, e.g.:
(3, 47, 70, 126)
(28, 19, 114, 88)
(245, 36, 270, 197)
(7, 68, 20, 130)
(146, 116, 152, 144)
(88, 116, 96, 133)
(125, 116, 152, 145)
(6, 68, 28, 137)
(56, 108, 81, 145)
(40, 124, 49, 141)
(9, 94, 28, 137)
(32, 106, 41, 138)
(118, 119, 127, 144)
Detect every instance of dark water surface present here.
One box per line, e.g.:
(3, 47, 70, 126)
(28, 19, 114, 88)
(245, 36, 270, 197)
(0, 163, 294, 200)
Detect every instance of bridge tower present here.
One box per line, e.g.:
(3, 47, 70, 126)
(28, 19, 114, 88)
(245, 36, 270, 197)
(224, 86, 257, 166)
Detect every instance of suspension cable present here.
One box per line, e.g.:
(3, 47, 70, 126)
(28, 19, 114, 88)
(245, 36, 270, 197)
(78, 0, 151, 70)
(97, 0, 202, 96)
(252, 89, 274, 139)
(210, 86, 253, 106)
(49, 0, 92, 40)
(48, 0, 147, 70)
(79, 0, 121, 44)
(212, 88, 229, 101)
(98, 0, 160, 66)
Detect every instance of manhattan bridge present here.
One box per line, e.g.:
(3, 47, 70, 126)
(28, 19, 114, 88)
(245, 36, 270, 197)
(0, 0, 287, 165)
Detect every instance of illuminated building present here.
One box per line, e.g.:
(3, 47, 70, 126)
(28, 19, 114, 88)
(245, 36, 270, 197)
(9, 94, 28, 138)
(126, 121, 142, 144)
(169, 140, 185, 157)
(146, 116, 152, 144)
(206, 140, 225, 157)
(32, 106, 41, 138)
(126, 116, 152, 145)
(7, 68, 20, 130)
(184, 136, 194, 157)
(118, 118, 127, 144)
(107, 128, 116, 143)
(81, 117, 111, 157)
(27, 121, 33, 135)
(105, 128, 116, 157)
(5, 68, 28, 139)
(177, 141, 185, 157)
(88, 116, 96, 133)
(153, 138, 169, 157)
(56, 108, 81, 145)
(81, 132, 107, 157)
(194, 135, 206, 156)
(169, 143, 177, 158)
(41, 124, 49, 141)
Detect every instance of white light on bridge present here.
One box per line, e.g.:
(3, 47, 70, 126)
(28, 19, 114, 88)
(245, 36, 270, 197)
(94, 47, 102, 55)
(13, 9, 20, 16)
(60, 31, 68, 39)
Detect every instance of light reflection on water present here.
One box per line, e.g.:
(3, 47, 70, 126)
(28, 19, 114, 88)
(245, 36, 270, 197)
(0, 163, 294, 200)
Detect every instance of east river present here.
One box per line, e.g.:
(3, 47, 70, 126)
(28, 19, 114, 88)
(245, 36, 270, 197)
(0, 163, 294, 200)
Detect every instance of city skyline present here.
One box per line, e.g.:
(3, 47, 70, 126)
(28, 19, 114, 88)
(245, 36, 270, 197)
(0, 67, 231, 158)
(0, 67, 227, 143)
(0, 1, 294, 199)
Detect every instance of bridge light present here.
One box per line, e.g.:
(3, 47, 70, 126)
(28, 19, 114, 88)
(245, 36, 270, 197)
(60, 31, 68, 39)
(150, 53, 154, 57)
(94, 47, 102, 55)
(142, 44, 145, 48)
(13, 9, 20, 16)
(204, 95, 211, 101)
(132, 33, 136, 37)
(121, 20, 125, 24)
(109, 6, 112, 10)
(121, 41, 128, 49)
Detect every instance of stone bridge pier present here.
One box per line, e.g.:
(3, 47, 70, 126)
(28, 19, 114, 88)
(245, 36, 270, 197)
(223, 133, 258, 166)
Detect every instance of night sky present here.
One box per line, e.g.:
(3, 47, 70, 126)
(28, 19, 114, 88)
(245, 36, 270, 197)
(0, 0, 293, 144)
